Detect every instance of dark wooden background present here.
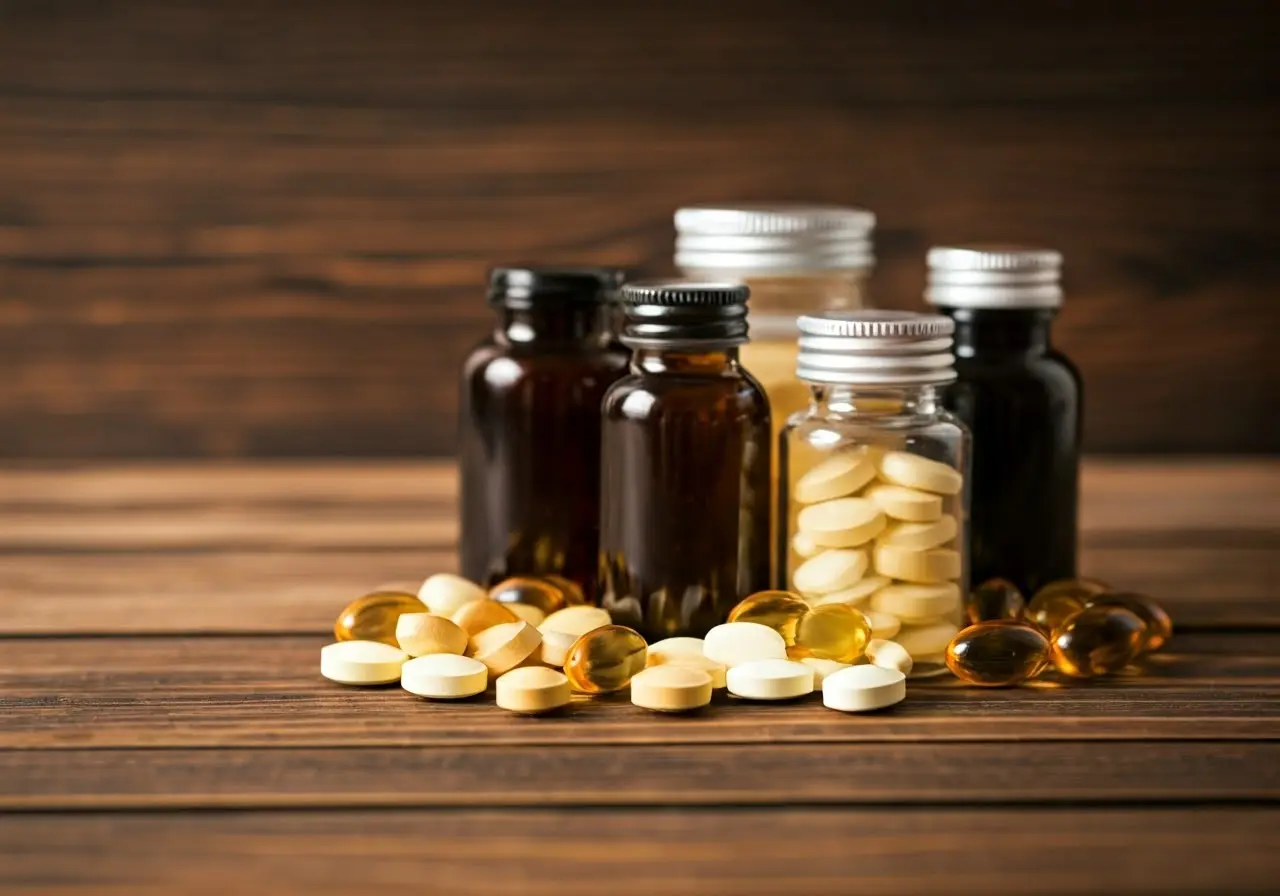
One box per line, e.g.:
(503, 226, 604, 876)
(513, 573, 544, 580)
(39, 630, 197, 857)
(1, 0, 1277, 459)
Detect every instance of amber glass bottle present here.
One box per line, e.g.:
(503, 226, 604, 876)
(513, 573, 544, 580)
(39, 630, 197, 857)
(598, 282, 771, 640)
(459, 267, 628, 601)
(926, 246, 1082, 597)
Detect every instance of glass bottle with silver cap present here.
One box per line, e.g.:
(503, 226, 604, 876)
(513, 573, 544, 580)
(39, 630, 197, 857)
(925, 245, 1081, 598)
(780, 310, 970, 678)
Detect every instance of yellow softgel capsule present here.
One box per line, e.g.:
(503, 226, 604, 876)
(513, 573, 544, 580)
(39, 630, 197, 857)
(792, 549, 868, 595)
(727, 590, 810, 645)
(488, 576, 570, 616)
(945, 621, 1050, 687)
(495, 666, 572, 714)
(334, 590, 426, 646)
(563, 625, 648, 694)
(795, 603, 872, 664)
(418, 574, 487, 618)
(1025, 577, 1107, 634)
(877, 451, 963, 496)
(395, 612, 469, 657)
(1084, 592, 1173, 653)
(630, 665, 713, 713)
(1050, 605, 1147, 678)
(542, 574, 588, 606)
(796, 498, 886, 548)
(451, 600, 520, 638)
(965, 578, 1026, 626)
(793, 449, 877, 504)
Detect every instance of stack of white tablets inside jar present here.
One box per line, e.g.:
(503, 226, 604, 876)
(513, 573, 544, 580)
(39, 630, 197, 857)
(788, 445, 965, 678)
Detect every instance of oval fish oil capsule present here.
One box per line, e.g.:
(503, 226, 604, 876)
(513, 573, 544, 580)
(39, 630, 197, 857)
(401, 653, 488, 699)
(1025, 577, 1107, 634)
(1084, 592, 1173, 653)
(451, 600, 520, 638)
(703, 622, 788, 668)
(334, 590, 426, 646)
(728, 590, 810, 645)
(418, 574, 487, 618)
(470, 621, 543, 676)
(877, 515, 957, 551)
(877, 451, 963, 496)
(488, 576, 570, 616)
(793, 449, 877, 504)
(1050, 605, 1147, 678)
(865, 638, 913, 675)
(965, 578, 1026, 625)
(822, 664, 906, 712)
(563, 625, 648, 694)
(727, 659, 815, 701)
(495, 666, 572, 714)
(321, 640, 408, 685)
(863, 484, 943, 522)
(808, 576, 890, 608)
(630, 665, 714, 713)
(871, 582, 961, 623)
(946, 622, 1050, 686)
(796, 498, 886, 548)
(873, 544, 961, 584)
(395, 612, 469, 658)
(792, 549, 868, 595)
(795, 604, 872, 663)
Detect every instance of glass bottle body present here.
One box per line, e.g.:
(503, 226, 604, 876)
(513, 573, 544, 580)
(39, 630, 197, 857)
(598, 348, 771, 640)
(459, 304, 628, 601)
(941, 308, 1081, 597)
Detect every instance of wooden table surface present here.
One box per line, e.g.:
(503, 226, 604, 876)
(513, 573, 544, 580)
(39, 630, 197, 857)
(2, 458, 1278, 894)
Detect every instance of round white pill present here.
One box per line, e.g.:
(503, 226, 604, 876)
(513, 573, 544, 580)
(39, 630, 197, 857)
(794, 450, 877, 504)
(645, 652, 728, 689)
(418, 573, 486, 617)
(796, 498, 886, 548)
(395, 612, 469, 658)
(540, 605, 611, 637)
(877, 515, 958, 551)
(800, 657, 852, 685)
(878, 451, 963, 496)
(647, 636, 706, 661)
(863, 484, 943, 522)
(792, 531, 822, 559)
(871, 582, 962, 622)
(863, 611, 902, 640)
(894, 621, 961, 657)
(704, 622, 787, 667)
(792, 549, 868, 595)
(631, 665, 714, 713)
(822, 664, 906, 712)
(495, 665, 571, 714)
(865, 638, 913, 675)
(401, 653, 487, 698)
(807, 575, 890, 608)
(321, 640, 408, 685)
(873, 544, 962, 584)
(727, 659, 815, 701)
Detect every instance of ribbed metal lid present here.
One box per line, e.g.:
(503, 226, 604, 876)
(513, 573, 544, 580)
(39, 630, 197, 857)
(925, 245, 1063, 309)
(674, 204, 876, 274)
(796, 310, 956, 385)
(619, 281, 750, 350)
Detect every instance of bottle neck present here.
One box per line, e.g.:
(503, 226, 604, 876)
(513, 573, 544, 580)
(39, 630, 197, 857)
(494, 303, 613, 347)
(631, 347, 741, 375)
(809, 383, 943, 419)
(944, 307, 1057, 358)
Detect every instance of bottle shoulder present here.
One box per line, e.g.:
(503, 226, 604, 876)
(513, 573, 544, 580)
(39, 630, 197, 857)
(954, 351, 1081, 394)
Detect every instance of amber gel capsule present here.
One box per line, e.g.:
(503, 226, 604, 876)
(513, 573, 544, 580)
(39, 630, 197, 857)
(489, 577, 570, 617)
(334, 591, 426, 646)
(965, 578, 1026, 625)
(1050, 605, 1147, 678)
(728, 590, 810, 645)
(946, 621, 1050, 687)
(794, 604, 872, 664)
(563, 625, 648, 694)
(1085, 592, 1173, 653)
(1025, 577, 1108, 635)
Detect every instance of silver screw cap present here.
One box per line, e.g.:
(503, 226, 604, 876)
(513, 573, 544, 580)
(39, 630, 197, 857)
(675, 204, 876, 274)
(796, 310, 956, 386)
(925, 245, 1064, 309)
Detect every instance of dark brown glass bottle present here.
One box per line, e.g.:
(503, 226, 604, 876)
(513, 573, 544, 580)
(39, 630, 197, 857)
(926, 247, 1082, 598)
(598, 282, 771, 640)
(459, 267, 628, 601)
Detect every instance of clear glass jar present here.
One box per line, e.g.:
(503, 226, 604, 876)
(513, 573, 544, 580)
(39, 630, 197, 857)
(675, 204, 875, 586)
(780, 311, 971, 678)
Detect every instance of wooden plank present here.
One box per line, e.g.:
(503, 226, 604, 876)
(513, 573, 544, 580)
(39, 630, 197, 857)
(1, 634, 1276, 749)
(1, 742, 1276, 811)
(0, 2, 1277, 457)
(1, 807, 1277, 895)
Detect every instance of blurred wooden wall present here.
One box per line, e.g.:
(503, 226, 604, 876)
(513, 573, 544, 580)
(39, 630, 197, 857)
(1, 0, 1277, 458)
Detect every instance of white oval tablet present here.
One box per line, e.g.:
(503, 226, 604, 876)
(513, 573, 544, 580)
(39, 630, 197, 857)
(807, 575, 890, 608)
(507, 603, 547, 627)
(865, 638, 913, 675)
(877, 515, 958, 551)
(800, 657, 852, 685)
(470, 621, 543, 676)
(894, 621, 961, 657)
(792, 549, 868, 595)
(878, 451, 963, 496)
(321, 640, 408, 685)
(796, 498, 886, 548)
(647, 637, 706, 662)
(537, 628, 578, 667)
(417, 573, 486, 617)
(727, 659, 815, 701)
(540, 606, 612, 637)
(863, 611, 902, 640)
(495, 666, 571, 714)
(704, 622, 787, 668)
(873, 544, 962, 584)
(395, 613, 469, 658)
(631, 665, 713, 713)
(822, 664, 906, 712)
(792, 531, 822, 559)
(794, 451, 877, 504)
(863, 484, 943, 522)
(401, 653, 487, 698)
(870, 582, 962, 622)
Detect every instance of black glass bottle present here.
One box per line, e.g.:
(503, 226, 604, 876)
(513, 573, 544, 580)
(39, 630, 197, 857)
(459, 266, 628, 601)
(598, 282, 771, 640)
(926, 247, 1081, 598)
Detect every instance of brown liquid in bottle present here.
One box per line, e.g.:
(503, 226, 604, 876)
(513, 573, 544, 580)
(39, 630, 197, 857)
(459, 268, 627, 602)
(598, 283, 771, 640)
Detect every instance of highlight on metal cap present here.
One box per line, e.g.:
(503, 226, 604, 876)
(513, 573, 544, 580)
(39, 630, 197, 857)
(925, 245, 1063, 309)
(675, 203, 876, 274)
(796, 310, 956, 386)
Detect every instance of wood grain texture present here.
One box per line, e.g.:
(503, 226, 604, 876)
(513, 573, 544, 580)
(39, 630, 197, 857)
(0, 0, 1277, 458)
(3, 808, 1279, 895)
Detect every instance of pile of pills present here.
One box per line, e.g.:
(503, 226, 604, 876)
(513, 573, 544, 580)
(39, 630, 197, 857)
(787, 447, 965, 678)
